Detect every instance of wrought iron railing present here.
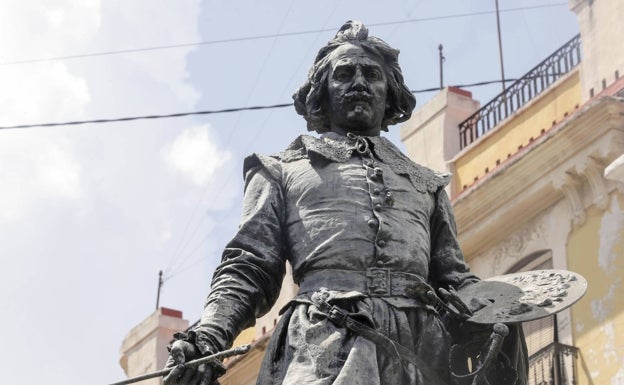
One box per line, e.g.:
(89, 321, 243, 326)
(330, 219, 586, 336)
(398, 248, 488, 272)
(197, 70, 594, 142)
(528, 342, 579, 385)
(459, 34, 581, 149)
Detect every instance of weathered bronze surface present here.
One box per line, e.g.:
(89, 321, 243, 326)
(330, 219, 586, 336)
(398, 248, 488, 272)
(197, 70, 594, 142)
(456, 269, 587, 324)
(110, 345, 250, 385)
(162, 20, 533, 385)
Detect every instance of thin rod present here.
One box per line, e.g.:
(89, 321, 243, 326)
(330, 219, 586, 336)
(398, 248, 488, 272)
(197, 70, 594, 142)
(438, 44, 445, 89)
(109, 345, 251, 385)
(495, 0, 507, 92)
(155, 270, 163, 310)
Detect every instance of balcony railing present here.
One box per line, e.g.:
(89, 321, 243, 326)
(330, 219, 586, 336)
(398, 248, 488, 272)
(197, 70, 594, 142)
(459, 34, 582, 149)
(528, 342, 579, 385)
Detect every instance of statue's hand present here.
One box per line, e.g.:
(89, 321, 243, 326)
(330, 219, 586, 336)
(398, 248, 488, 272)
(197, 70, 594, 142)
(163, 340, 214, 385)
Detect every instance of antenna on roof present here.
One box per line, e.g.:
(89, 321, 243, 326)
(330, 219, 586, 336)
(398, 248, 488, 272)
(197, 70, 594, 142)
(439, 44, 445, 90)
(495, 0, 507, 93)
(155, 270, 163, 309)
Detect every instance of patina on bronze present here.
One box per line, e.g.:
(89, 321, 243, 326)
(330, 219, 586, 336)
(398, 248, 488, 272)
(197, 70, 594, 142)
(450, 323, 514, 385)
(446, 269, 586, 385)
(109, 345, 250, 385)
(162, 20, 530, 385)
(454, 269, 587, 324)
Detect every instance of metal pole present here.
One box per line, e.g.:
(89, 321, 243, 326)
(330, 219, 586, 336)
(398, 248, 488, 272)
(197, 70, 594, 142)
(155, 270, 163, 310)
(108, 344, 251, 385)
(495, 0, 506, 92)
(495, 0, 509, 119)
(438, 44, 445, 90)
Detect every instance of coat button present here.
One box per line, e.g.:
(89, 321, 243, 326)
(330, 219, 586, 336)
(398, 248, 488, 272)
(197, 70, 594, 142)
(372, 188, 381, 196)
(376, 260, 385, 267)
(374, 168, 383, 176)
(377, 240, 386, 247)
(367, 218, 378, 228)
(374, 203, 382, 211)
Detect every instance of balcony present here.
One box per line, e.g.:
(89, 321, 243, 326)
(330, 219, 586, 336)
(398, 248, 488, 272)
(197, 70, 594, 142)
(459, 34, 581, 150)
(528, 342, 579, 385)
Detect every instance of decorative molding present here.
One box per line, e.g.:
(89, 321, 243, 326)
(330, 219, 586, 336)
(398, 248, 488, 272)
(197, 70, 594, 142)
(553, 172, 586, 225)
(482, 219, 547, 276)
(576, 156, 610, 209)
(453, 95, 624, 258)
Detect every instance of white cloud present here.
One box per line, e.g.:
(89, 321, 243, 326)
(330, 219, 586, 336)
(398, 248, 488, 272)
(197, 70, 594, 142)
(0, 132, 83, 222)
(0, 0, 100, 125)
(164, 125, 232, 187)
(36, 140, 83, 199)
(0, 1, 98, 222)
(0, 1, 213, 385)
(0, 1, 101, 57)
(0, 62, 91, 126)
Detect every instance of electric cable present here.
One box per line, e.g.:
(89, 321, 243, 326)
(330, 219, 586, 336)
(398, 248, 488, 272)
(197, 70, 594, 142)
(0, 78, 526, 130)
(0, 3, 566, 66)
(164, 0, 297, 278)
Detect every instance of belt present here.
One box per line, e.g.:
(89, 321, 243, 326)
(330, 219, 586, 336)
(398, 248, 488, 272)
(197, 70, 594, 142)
(298, 268, 438, 305)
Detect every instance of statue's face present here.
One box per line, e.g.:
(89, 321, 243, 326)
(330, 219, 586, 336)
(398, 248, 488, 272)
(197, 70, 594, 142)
(325, 43, 388, 136)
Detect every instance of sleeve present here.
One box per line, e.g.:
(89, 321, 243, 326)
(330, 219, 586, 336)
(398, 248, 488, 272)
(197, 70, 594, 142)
(192, 162, 287, 355)
(428, 187, 480, 291)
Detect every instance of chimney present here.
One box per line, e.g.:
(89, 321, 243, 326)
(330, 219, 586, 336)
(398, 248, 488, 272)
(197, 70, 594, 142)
(119, 308, 189, 385)
(400, 87, 479, 174)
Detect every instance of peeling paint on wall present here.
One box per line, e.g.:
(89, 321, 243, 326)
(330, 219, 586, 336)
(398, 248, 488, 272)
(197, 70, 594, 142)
(598, 197, 624, 272)
(600, 322, 617, 363)
(591, 279, 619, 321)
(592, 197, 624, 323)
(613, 365, 624, 385)
(568, 192, 624, 385)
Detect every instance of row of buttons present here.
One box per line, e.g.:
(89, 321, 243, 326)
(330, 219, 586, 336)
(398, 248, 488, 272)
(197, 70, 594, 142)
(361, 154, 391, 269)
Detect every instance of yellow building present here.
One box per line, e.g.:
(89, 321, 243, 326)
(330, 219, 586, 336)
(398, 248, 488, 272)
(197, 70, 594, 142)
(401, 0, 624, 383)
(120, 1, 624, 384)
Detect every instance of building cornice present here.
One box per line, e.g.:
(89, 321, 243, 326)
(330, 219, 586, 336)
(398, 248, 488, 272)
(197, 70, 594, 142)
(453, 96, 624, 259)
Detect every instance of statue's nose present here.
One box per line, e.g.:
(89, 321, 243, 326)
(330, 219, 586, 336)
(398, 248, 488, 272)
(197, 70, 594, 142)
(351, 68, 368, 91)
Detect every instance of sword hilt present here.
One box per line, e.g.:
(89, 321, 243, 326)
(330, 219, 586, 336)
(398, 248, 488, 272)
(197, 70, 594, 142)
(450, 323, 510, 385)
(470, 323, 509, 385)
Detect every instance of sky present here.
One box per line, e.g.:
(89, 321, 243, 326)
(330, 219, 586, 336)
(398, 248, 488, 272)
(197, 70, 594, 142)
(0, 1, 580, 384)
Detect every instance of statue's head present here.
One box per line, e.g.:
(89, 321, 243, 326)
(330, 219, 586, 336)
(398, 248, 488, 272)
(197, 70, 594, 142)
(293, 20, 416, 135)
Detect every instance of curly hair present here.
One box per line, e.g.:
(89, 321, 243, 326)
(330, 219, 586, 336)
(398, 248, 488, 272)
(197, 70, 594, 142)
(292, 20, 416, 134)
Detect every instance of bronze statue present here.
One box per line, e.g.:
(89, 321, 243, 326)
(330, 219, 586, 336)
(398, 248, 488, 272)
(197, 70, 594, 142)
(163, 20, 528, 385)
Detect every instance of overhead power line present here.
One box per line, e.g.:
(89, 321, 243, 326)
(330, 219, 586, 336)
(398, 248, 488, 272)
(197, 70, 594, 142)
(0, 3, 566, 66)
(0, 103, 292, 130)
(0, 79, 521, 130)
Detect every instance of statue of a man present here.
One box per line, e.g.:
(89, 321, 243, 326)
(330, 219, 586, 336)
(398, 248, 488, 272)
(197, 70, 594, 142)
(164, 21, 527, 385)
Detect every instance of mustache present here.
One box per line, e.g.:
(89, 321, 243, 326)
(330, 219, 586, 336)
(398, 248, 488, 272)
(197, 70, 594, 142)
(342, 91, 374, 103)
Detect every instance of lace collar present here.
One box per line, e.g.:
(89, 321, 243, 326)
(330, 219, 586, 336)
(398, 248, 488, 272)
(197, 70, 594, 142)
(276, 133, 450, 193)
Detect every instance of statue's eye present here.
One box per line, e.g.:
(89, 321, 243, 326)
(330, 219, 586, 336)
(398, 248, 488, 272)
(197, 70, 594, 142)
(367, 70, 381, 81)
(333, 69, 351, 82)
